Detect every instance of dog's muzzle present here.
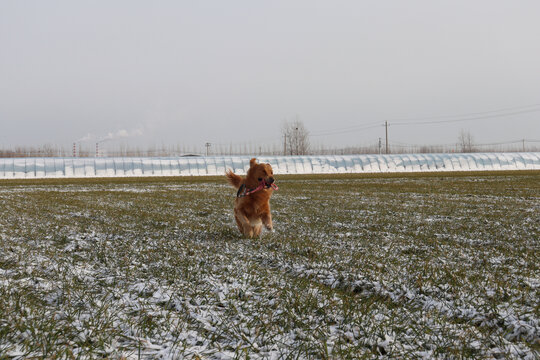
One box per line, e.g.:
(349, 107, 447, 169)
(258, 177, 274, 186)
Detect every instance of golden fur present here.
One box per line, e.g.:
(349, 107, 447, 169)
(225, 158, 276, 238)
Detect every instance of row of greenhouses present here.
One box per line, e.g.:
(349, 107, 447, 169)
(0, 153, 539, 179)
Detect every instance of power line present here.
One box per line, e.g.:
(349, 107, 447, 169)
(390, 107, 540, 126)
(385, 102, 540, 122)
(308, 102, 540, 137)
(390, 139, 540, 148)
(310, 123, 382, 137)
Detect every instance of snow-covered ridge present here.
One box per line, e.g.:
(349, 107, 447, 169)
(1, 152, 539, 179)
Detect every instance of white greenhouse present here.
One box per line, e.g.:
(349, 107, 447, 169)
(0, 153, 539, 179)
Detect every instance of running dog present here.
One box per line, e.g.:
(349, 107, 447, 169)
(225, 158, 278, 238)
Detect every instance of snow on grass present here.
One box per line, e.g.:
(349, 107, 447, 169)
(0, 173, 539, 358)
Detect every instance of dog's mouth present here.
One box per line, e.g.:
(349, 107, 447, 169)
(258, 177, 276, 189)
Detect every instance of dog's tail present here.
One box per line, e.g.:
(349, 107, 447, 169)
(225, 169, 243, 189)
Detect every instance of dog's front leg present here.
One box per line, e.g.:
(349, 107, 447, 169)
(262, 212, 273, 231)
(235, 208, 254, 238)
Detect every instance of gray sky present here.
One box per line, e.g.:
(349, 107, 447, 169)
(1, 0, 540, 152)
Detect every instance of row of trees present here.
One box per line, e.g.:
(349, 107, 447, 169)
(278, 122, 538, 155)
(279, 122, 505, 155)
(2, 141, 537, 158)
(0, 145, 69, 158)
(2, 123, 538, 157)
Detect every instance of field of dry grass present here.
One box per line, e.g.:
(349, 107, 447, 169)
(0, 172, 539, 358)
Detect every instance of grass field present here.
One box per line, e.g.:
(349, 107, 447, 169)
(0, 172, 539, 359)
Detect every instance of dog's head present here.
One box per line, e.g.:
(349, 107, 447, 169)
(248, 158, 275, 186)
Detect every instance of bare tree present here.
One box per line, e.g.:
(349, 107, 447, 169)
(458, 130, 475, 153)
(281, 118, 310, 155)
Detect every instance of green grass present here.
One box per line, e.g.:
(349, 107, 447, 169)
(0, 171, 539, 358)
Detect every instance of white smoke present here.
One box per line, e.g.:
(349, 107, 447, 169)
(75, 133, 95, 142)
(98, 128, 144, 143)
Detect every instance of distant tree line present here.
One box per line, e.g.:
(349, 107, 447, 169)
(2, 128, 539, 158)
(3, 141, 538, 158)
(0, 144, 69, 158)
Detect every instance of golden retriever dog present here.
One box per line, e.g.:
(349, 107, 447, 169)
(225, 158, 278, 238)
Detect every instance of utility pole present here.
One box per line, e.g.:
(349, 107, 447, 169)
(385, 121, 389, 154)
(295, 127, 299, 155)
(205, 142, 211, 156)
(378, 138, 382, 154)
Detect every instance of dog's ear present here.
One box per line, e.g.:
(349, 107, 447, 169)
(250, 158, 258, 167)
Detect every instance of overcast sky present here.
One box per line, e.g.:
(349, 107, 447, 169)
(1, 0, 539, 152)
